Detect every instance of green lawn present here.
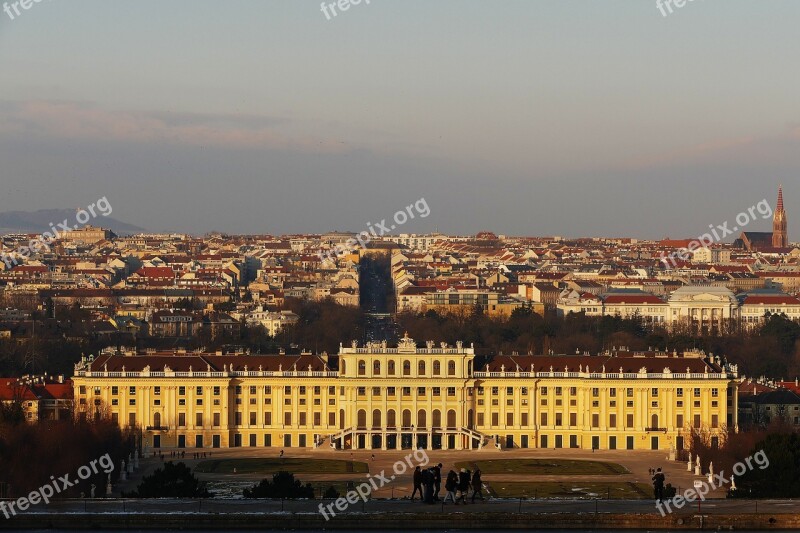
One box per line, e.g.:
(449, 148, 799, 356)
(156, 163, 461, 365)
(485, 481, 652, 499)
(194, 458, 369, 474)
(454, 458, 628, 475)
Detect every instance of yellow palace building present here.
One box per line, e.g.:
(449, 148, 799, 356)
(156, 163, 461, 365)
(72, 335, 738, 453)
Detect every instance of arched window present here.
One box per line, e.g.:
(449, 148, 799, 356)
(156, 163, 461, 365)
(153, 412, 161, 428)
(340, 360, 346, 375)
(432, 409, 441, 428)
(433, 361, 441, 375)
(358, 360, 366, 376)
(417, 409, 427, 429)
(372, 409, 382, 429)
(357, 409, 367, 429)
(388, 360, 396, 375)
(448, 361, 456, 376)
(373, 360, 381, 376)
(447, 409, 457, 428)
(387, 409, 396, 428)
(403, 361, 411, 376)
(402, 409, 412, 428)
(418, 360, 426, 376)
(651, 413, 659, 429)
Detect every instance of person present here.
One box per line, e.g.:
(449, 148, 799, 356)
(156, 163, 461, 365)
(279, 450, 284, 458)
(471, 468, 485, 502)
(423, 468, 435, 504)
(371, 453, 375, 462)
(652, 467, 665, 502)
(433, 463, 442, 501)
(458, 468, 471, 504)
(411, 466, 423, 501)
(443, 470, 459, 504)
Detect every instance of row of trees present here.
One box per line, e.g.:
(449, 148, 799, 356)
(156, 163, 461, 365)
(0, 416, 136, 498)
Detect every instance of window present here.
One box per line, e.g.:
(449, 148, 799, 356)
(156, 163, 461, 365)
(403, 361, 411, 376)
(111, 386, 118, 395)
(521, 387, 528, 395)
(433, 361, 441, 375)
(711, 388, 719, 397)
(213, 413, 220, 426)
(541, 386, 548, 395)
(694, 388, 701, 397)
(388, 361, 396, 375)
(609, 414, 617, 428)
(626, 414, 634, 428)
(214, 386, 221, 396)
(448, 361, 456, 376)
(651, 388, 659, 397)
(591, 414, 599, 428)
(592, 388, 599, 397)
(357, 387, 366, 396)
(178, 413, 186, 427)
(129, 399, 136, 406)
(447, 387, 456, 397)
(264, 412, 272, 425)
(555, 387, 562, 396)
(285, 386, 291, 394)
(432, 387, 441, 397)
(249, 412, 256, 425)
(555, 413, 563, 426)
(358, 360, 366, 376)
(153, 386, 161, 396)
(417, 387, 426, 396)
(236, 386, 242, 394)
(284, 412, 292, 426)
(569, 387, 577, 396)
(372, 387, 381, 396)
(235, 412, 242, 425)
(196, 386, 203, 396)
(179, 386, 185, 395)
(250, 386, 257, 395)
(492, 387, 499, 395)
(387, 387, 396, 396)
(418, 361, 426, 375)
(626, 388, 633, 397)
(609, 388, 616, 397)
(129, 386, 136, 395)
(196, 413, 203, 427)
(314, 386, 320, 395)
(299, 386, 306, 395)
(676, 388, 683, 397)
(676, 414, 684, 428)
(373, 361, 381, 375)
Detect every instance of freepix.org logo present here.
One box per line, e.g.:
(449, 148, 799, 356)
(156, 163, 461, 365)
(3, 0, 45, 21)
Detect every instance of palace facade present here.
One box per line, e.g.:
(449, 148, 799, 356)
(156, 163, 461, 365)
(72, 336, 739, 453)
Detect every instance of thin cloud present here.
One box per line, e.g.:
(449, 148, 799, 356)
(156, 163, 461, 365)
(0, 101, 348, 153)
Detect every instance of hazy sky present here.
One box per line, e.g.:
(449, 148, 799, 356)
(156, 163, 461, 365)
(1, 0, 799, 239)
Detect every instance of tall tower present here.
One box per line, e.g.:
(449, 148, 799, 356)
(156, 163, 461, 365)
(773, 185, 788, 248)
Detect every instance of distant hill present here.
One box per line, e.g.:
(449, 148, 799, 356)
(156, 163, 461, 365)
(0, 209, 146, 236)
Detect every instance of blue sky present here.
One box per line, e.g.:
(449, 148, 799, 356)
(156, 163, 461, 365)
(1, 0, 799, 238)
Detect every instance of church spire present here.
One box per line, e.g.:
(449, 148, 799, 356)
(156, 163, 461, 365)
(773, 185, 788, 248)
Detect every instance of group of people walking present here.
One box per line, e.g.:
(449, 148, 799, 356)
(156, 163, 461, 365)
(412, 464, 485, 504)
